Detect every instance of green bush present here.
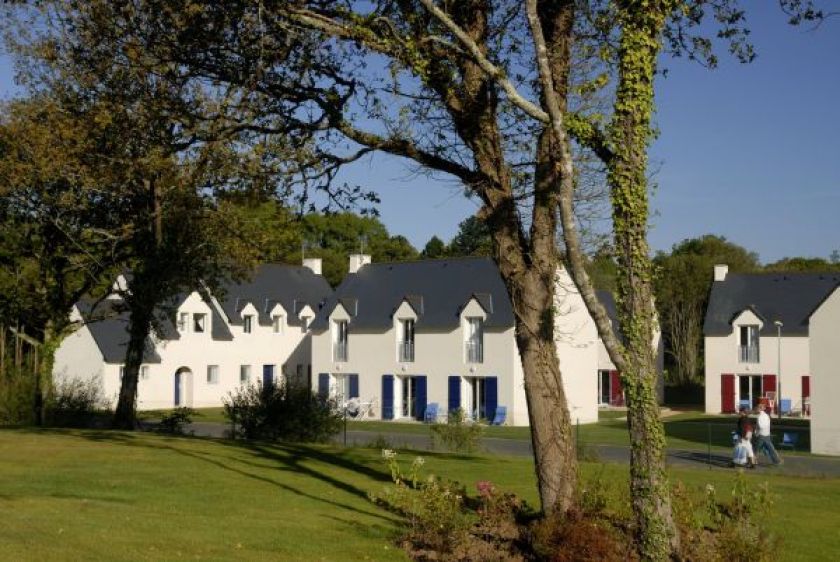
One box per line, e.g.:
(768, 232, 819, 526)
(45, 377, 110, 428)
(157, 407, 194, 434)
(224, 381, 343, 443)
(0, 366, 37, 425)
(430, 408, 484, 453)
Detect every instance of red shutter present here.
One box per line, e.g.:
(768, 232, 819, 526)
(802, 375, 810, 399)
(721, 374, 735, 414)
(610, 370, 623, 406)
(763, 374, 777, 414)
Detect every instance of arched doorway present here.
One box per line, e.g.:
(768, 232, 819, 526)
(174, 367, 193, 407)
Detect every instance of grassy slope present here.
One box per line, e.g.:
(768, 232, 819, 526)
(1, 429, 839, 561)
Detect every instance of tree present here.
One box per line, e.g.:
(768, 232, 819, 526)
(764, 256, 840, 272)
(447, 216, 493, 258)
(653, 235, 759, 386)
(420, 236, 447, 259)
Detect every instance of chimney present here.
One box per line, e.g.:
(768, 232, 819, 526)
(714, 264, 729, 282)
(349, 254, 371, 274)
(302, 258, 322, 275)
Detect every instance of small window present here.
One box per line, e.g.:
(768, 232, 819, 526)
(240, 365, 251, 384)
(207, 365, 219, 384)
(273, 315, 284, 334)
(140, 366, 150, 380)
(193, 313, 207, 333)
(119, 366, 125, 380)
(301, 316, 310, 332)
(178, 312, 189, 332)
(243, 315, 253, 334)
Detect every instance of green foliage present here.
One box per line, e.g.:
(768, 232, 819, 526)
(447, 216, 493, 258)
(45, 377, 110, 428)
(0, 365, 37, 426)
(224, 381, 343, 443)
(421, 235, 447, 259)
(763, 256, 840, 273)
(430, 408, 485, 453)
(156, 407, 195, 435)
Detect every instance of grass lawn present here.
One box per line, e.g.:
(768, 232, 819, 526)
(1, 429, 839, 561)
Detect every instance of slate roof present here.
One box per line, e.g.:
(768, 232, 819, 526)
(704, 272, 840, 337)
(217, 264, 332, 327)
(76, 298, 164, 364)
(310, 257, 515, 332)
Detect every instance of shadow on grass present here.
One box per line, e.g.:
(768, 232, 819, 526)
(668, 450, 734, 469)
(12, 427, 397, 524)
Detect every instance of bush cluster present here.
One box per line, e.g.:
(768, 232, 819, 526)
(45, 377, 110, 428)
(0, 366, 37, 425)
(430, 408, 485, 453)
(224, 381, 343, 443)
(157, 407, 194, 434)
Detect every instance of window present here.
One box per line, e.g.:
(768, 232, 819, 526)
(206, 365, 219, 384)
(334, 374, 351, 404)
(243, 315, 253, 334)
(739, 374, 763, 408)
(738, 325, 759, 363)
(301, 316, 311, 332)
(193, 313, 207, 333)
(119, 366, 125, 380)
(465, 318, 484, 363)
(401, 376, 419, 419)
(178, 312, 189, 332)
(333, 320, 349, 362)
(398, 319, 415, 362)
(240, 365, 251, 384)
(140, 366, 150, 381)
(466, 377, 488, 420)
(272, 315, 284, 334)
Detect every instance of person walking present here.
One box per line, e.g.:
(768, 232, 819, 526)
(735, 408, 756, 468)
(756, 403, 782, 465)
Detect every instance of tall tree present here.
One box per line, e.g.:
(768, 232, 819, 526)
(420, 235, 447, 259)
(447, 216, 493, 258)
(653, 235, 759, 385)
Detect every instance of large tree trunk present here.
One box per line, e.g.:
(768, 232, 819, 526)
(607, 7, 680, 559)
(113, 303, 153, 429)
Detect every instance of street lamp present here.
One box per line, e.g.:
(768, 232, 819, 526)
(774, 320, 783, 419)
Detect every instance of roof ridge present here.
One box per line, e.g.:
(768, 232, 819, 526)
(363, 255, 492, 267)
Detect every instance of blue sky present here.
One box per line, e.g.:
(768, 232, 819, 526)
(2, 7, 838, 263)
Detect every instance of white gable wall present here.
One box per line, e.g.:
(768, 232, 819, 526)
(53, 324, 106, 399)
(810, 288, 840, 455)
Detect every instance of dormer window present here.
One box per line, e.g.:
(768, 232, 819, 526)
(465, 317, 484, 363)
(178, 312, 189, 332)
(301, 316, 311, 332)
(738, 325, 759, 363)
(333, 320, 349, 362)
(243, 314, 254, 334)
(272, 315, 284, 334)
(193, 313, 207, 333)
(398, 319, 415, 362)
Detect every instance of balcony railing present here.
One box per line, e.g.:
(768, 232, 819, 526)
(398, 340, 415, 362)
(738, 345, 759, 363)
(465, 340, 483, 363)
(333, 341, 348, 362)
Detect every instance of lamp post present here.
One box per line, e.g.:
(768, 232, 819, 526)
(774, 320, 783, 419)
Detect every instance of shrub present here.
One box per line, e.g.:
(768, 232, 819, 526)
(224, 381, 343, 442)
(157, 407, 194, 434)
(0, 366, 37, 425)
(430, 408, 484, 453)
(45, 377, 110, 428)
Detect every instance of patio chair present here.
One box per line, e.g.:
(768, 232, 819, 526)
(423, 403, 439, 423)
(780, 399, 792, 416)
(490, 406, 507, 426)
(779, 432, 799, 451)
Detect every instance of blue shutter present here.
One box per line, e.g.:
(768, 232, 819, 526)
(382, 375, 394, 420)
(485, 376, 498, 422)
(318, 373, 330, 397)
(448, 376, 461, 413)
(415, 376, 427, 421)
(349, 374, 359, 399)
(263, 364, 275, 387)
(174, 372, 181, 406)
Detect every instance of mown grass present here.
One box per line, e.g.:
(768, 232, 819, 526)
(1, 428, 838, 561)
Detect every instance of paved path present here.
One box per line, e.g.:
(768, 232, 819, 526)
(176, 422, 840, 477)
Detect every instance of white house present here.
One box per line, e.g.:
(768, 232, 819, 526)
(809, 284, 840, 455)
(309, 255, 658, 426)
(53, 262, 332, 410)
(704, 264, 840, 421)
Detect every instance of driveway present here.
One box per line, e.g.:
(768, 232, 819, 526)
(176, 422, 840, 477)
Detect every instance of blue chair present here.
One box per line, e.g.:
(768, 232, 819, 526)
(738, 399, 751, 411)
(780, 399, 792, 416)
(423, 403, 439, 423)
(780, 432, 799, 450)
(491, 406, 507, 426)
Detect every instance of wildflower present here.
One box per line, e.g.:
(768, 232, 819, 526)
(476, 480, 495, 497)
(381, 449, 396, 460)
(413, 456, 425, 466)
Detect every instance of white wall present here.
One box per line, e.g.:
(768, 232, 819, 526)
(704, 327, 810, 414)
(53, 324, 106, 401)
(810, 288, 840, 455)
(554, 269, 599, 424)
